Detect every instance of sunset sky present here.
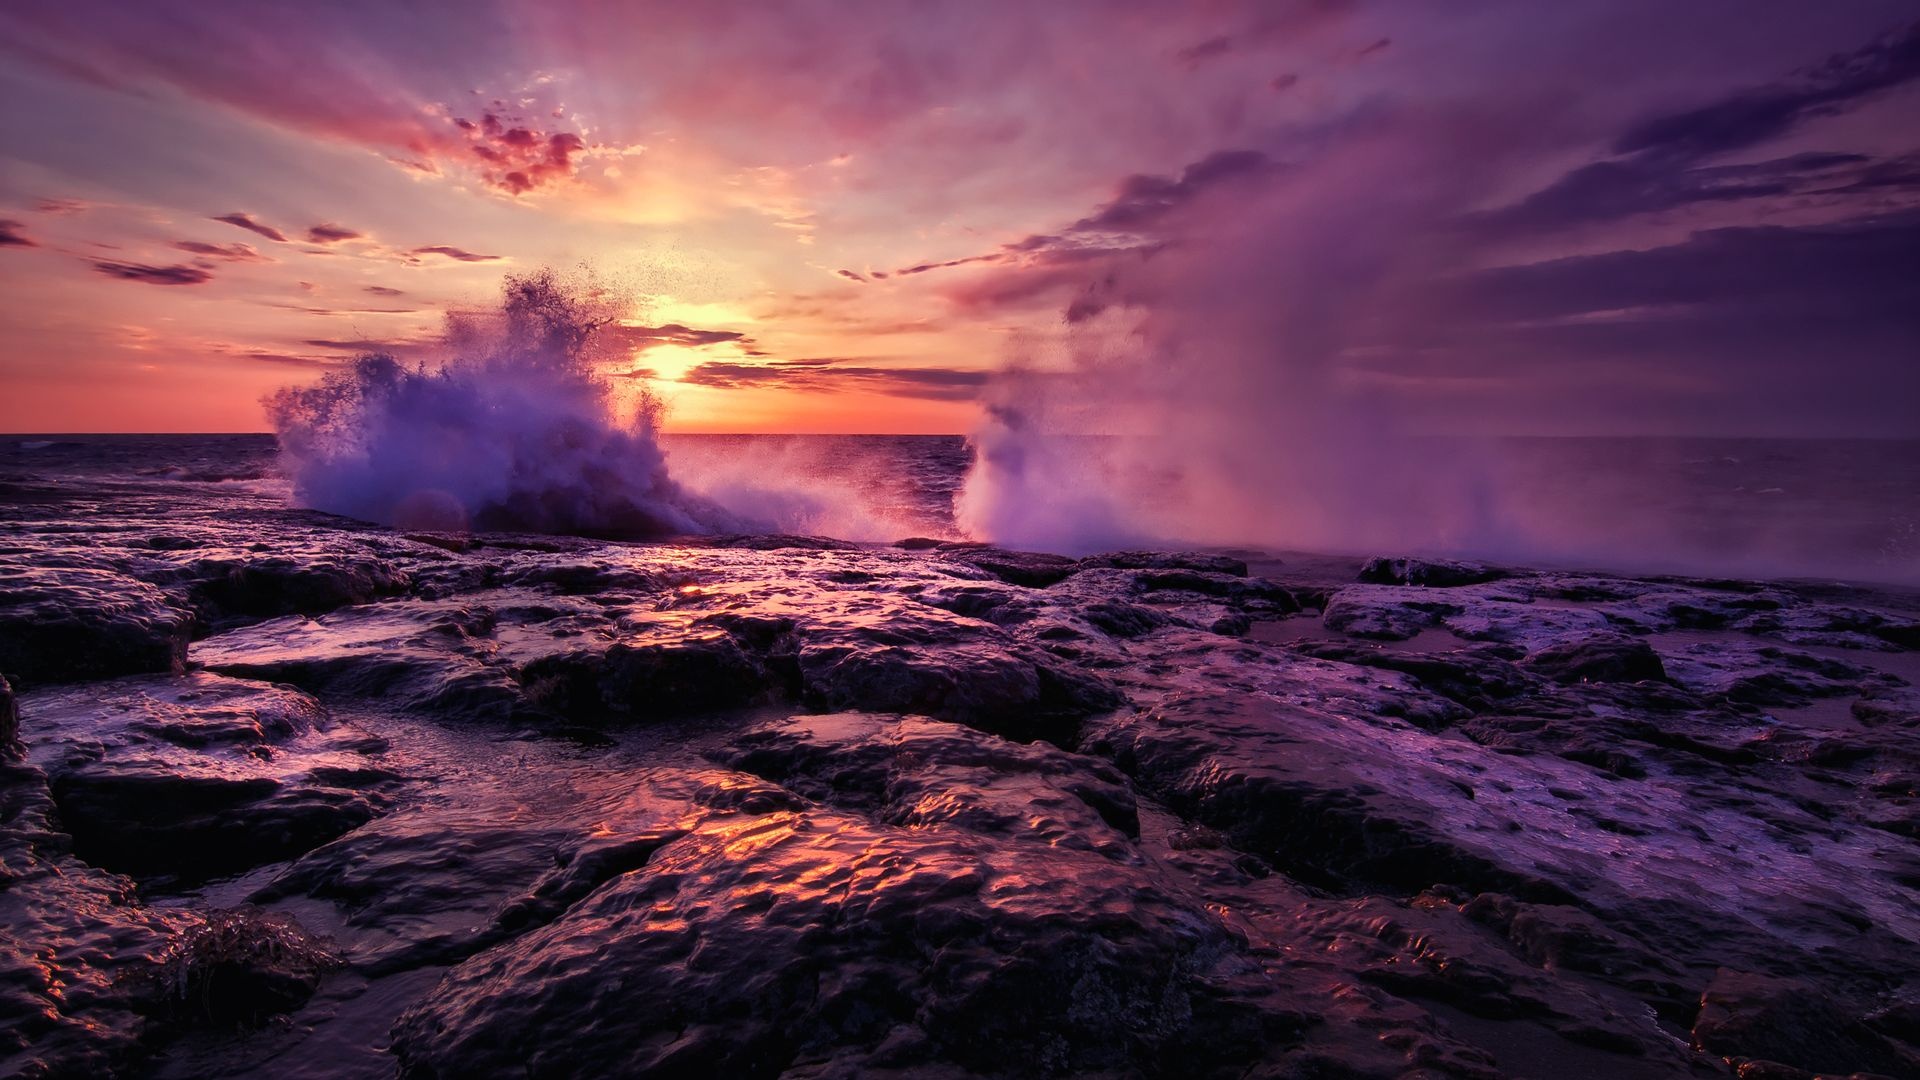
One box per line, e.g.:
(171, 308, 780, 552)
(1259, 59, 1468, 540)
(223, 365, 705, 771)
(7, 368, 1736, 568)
(1, 1, 1916, 435)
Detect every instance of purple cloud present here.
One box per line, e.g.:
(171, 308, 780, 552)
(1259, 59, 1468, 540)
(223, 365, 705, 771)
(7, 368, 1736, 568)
(605, 323, 750, 350)
(212, 212, 288, 242)
(680, 359, 987, 401)
(1071, 149, 1277, 234)
(88, 260, 214, 285)
(409, 245, 502, 262)
(173, 240, 270, 262)
(0, 219, 36, 247)
(305, 223, 363, 244)
(1614, 21, 1920, 162)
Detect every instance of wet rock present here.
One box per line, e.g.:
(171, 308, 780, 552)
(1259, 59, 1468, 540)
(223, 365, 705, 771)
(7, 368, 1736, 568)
(22, 674, 393, 881)
(1322, 585, 1460, 640)
(391, 809, 1299, 1079)
(518, 630, 775, 722)
(1691, 969, 1916, 1076)
(721, 713, 1141, 857)
(712, 533, 860, 551)
(10, 461, 1920, 1079)
(784, 598, 1123, 737)
(1443, 595, 1615, 649)
(505, 561, 663, 595)
(0, 565, 191, 686)
(1083, 670, 1920, 1008)
(1521, 634, 1668, 685)
(799, 638, 1121, 739)
(194, 599, 533, 722)
(182, 554, 410, 624)
(1360, 557, 1508, 588)
(0, 757, 187, 1078)
(1289, 641, 1533, 713)
(252, 807, 591, 976)
(132, 908, 340, 1028)
(1459, 893, 1694, 1018)
(942, 547, 1081, 588)
(1132, 569, 1300, 614)
(1661, 641, 1884, 706)
(1081, 550, 1250, 576)
(1083, 599, 1177, 638)
(912, 582, 1042, 625)
(1082, 693, 1571, 900)
(0, 675, 17, 759)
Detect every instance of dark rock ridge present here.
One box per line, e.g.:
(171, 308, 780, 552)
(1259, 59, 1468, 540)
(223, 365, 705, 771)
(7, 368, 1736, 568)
(390, 808, 1301, 1079)
(22, 674, 396, 882)
(1359, 556, 1508, 588)
(1, 674, 18, 757)
(3, 457, 1919, 1080)
(0, 566, 191, 685)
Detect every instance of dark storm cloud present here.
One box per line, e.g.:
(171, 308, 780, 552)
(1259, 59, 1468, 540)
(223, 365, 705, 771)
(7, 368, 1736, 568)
(1453, 214, 1920, 324)
(1816, 150, 1920, 194)
(306, 222, 363, 244)
(1614, 21, 1920, 161)
(1377, 212, 1920, 429)
(603, 323, 751, 351)
(408, 245, 502, 262)
(212, 212, 288, 242)
(1480, 150, 1901, 234)
(680, 359, 987, 401)
(895, 253, 1008, 276)
(882, 149, 1254, 290)
(1069, 149, 1276, 233)
(1475, 21, 1920, 237)
(0, 219, 36, 247)
(238, 350, 338, 369)
(88, 260, 214, 285)
(173, 240, 270, 261)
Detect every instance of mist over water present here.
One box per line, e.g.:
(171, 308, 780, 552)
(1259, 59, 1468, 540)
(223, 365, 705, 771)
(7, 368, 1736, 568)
(957, 123, 1517, 559)
(264, 271, 961, 542)
(254, 263, 1919, 584)
(267, 271, 726, 537)
(950, 118, 1920, 585)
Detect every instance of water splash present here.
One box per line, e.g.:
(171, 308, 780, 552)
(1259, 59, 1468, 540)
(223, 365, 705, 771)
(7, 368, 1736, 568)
(267, 270, 741, 538)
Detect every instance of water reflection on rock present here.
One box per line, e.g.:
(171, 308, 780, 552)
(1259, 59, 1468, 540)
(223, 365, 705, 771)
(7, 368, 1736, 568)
(2, 473, 1918, 1077)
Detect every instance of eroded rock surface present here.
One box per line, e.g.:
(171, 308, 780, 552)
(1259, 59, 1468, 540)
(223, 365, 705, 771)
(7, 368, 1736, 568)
(4, 465, 1919, 1080)
(0, 566, 191, 685)
(22, 674, 395, 882)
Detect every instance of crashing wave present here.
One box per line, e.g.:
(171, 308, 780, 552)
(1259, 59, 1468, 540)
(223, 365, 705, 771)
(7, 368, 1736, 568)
(266, 271, 744, 538)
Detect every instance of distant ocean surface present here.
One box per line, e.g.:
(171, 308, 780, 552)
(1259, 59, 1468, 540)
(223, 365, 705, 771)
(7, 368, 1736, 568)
(4, 433, 1918, 584)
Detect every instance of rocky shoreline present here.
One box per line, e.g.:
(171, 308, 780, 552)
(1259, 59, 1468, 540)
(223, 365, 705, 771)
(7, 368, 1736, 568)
(3, 477, 1919, 1078)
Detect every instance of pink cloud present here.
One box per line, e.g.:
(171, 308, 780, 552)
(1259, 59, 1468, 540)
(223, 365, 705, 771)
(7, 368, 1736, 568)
(174, 240, 270, 262)
(306, 223, 363, 244)
(213, 212, 289, 242)
(89, 260, 215, 285)
(408, 245, 502, 263)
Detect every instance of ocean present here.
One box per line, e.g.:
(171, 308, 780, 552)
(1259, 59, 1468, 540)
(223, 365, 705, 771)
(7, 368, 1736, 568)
(3, 433, 1918, 584)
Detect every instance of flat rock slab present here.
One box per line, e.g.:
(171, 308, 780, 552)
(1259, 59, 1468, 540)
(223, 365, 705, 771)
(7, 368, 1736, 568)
(21, 674, 395, 881)
(0, 566, 191, 686)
